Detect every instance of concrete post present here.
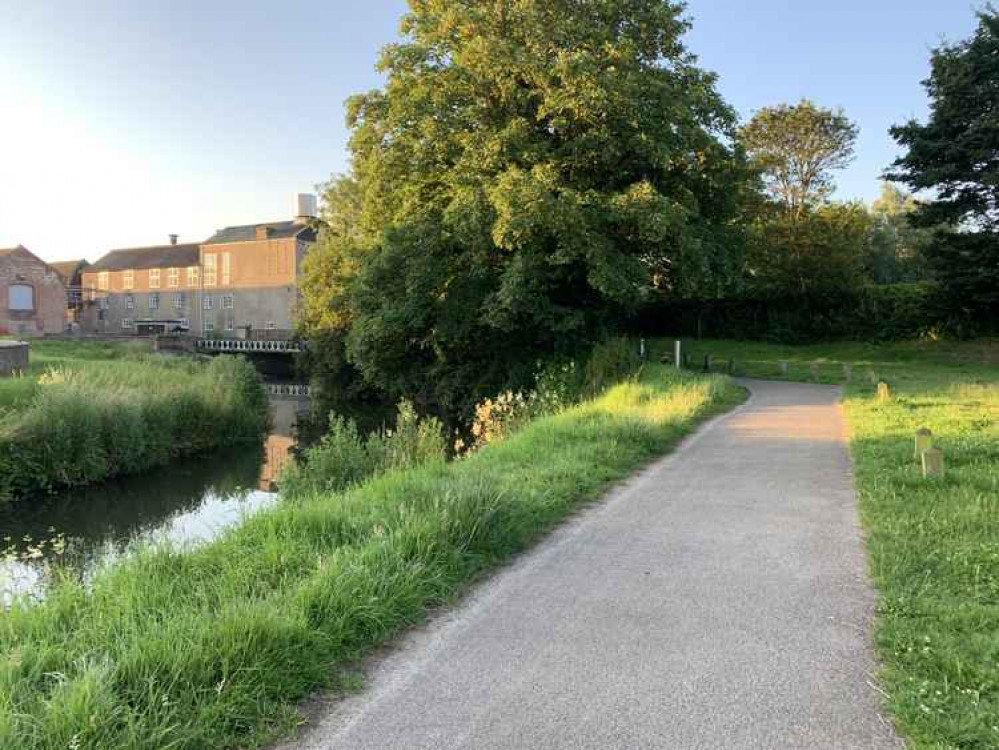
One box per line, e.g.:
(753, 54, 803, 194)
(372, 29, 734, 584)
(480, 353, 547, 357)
(915, 428, 934, 458)
(674, 341, 681, 371)
(877, 382, 891, 401)
(810, 363, 820, 381)
(922, 448, 945, 478)
(778, 361, 789, 377)
(843, 364, 852, 382)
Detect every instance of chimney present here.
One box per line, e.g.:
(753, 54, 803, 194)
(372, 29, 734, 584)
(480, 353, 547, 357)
(168, 234, 178, 246)
(293, 193, 318, 225)
(256, 225, 272, 241)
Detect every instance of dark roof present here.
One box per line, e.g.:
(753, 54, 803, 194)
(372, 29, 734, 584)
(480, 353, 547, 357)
(88, 244, 200, 272)
(0, 245, 57, 272)
(204, 220, 314, 245)
(50, 260, 90, 280)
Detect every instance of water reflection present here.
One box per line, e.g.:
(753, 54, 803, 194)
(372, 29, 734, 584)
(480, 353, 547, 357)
(0, 391, 310, 602)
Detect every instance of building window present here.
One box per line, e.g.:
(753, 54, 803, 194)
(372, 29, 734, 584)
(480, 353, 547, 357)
(221, 252, 231, 286)
(125, 294, 134, 310)
(203, 296, 213, 310)
(7, 284, 34, 311)
(98, 272, 109, 291)
(98, 296, 110, 310)
(149, 269, 161, 289)
(174, 293, 186, 309)
(121, 318, 133, 329)
(203, 254, 217, 287)
(178, 318, 190, 329)
(265, 321, 276, 330)
(149, 293, 159, 310)
(168, 267, 179, 288)
(203, 320, 214, 333)
(225, 318, 235, 331)
(222, 294, 233, 309)
(123, 270, 134, 290)
(187, 267, 199, 286)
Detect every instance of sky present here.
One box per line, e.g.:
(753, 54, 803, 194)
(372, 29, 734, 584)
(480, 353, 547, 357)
(0, 0, 981, 263)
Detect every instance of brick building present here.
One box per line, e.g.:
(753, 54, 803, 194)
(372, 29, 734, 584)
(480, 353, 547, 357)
(80, 195, 317, 337)
(0, 245, 67, 336)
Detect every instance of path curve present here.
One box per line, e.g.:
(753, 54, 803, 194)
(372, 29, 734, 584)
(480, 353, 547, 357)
(282, 379, 900, 750)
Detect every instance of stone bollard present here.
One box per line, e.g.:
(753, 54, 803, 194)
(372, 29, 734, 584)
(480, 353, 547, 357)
(843, 364, 853, 382)
(877, 382, 891, 401)
(778, 361, 789, 378)
(915, 428, 934, 458)
(922, 448, 945, 478)
(810, 363, 820, 381)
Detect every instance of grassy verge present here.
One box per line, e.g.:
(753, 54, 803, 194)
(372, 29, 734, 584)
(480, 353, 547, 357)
(0, 365, 742, 749)
(671, 338, 999, 748)
(0, 346, 269, 502)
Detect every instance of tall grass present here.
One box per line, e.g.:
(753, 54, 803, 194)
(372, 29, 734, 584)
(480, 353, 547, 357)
(0, 365, 741, 749)
(0, 355, 268, 503)
(672, 337, 999, 748)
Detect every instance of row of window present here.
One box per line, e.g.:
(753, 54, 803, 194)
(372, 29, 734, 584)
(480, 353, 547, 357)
(97, 253, 231, 292)
(119, 318, 278, 332)
(101, 294, 235, 311)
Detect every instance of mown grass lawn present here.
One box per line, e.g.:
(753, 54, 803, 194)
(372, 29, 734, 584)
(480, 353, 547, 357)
(671, 337, 999, 748)
(0, 366, 742, 749)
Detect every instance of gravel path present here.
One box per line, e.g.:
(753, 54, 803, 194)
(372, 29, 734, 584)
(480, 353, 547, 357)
(281, 379, 900, 750)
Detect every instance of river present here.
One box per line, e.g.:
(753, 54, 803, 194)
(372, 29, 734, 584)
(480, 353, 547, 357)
(0, 388, 311, 604)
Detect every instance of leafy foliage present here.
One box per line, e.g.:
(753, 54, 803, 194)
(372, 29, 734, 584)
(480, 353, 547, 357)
(741, 100, 858, 219)
(865, 183, 933, 284)
(301, 0, 748, 415)
(888, 9, 999, 310)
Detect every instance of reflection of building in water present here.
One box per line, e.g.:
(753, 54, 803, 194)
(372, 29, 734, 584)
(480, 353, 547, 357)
(259, 394, 309, 491)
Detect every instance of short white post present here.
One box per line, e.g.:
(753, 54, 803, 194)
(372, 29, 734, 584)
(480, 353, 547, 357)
(640, 337, 646, 361)
(674, 340, 681, 370)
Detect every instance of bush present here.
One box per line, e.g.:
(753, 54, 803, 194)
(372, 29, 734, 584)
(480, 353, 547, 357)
(281, 400, 445, 499)
(0, 355, 268, 502)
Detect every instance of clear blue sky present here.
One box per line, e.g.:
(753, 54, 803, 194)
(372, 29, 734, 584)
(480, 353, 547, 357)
(0, 0, 979, 263)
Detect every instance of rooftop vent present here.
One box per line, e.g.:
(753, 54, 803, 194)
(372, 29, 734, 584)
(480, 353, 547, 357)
(293, 193, 317, 225)
(168, 234, 178, 246)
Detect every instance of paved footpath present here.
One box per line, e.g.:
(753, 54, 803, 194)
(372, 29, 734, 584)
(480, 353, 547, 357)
(284, 380, 901, 750)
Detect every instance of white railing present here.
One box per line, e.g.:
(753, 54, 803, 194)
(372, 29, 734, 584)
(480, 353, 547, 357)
(265, 383, 311, 397)
(196, 338, 301, 354)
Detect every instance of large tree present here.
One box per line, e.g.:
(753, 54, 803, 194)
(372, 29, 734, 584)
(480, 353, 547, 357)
(865, 182, 933, 284)
(741, 100, 858, 220)
(888, 9, 999, 308)
(309, 0, 748, 414)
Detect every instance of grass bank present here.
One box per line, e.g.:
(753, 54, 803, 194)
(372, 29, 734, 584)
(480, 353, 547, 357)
(0, 344, 269, 502)
(0, 365, 741, 749)
(673, 338, 999, 748)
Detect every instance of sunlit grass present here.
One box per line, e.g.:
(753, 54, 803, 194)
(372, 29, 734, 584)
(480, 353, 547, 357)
(0, 365, 742, 749)
(669, 337, 999, 748)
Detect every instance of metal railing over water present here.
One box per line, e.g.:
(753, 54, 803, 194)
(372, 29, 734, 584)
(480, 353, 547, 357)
(197, 338, 301, 354)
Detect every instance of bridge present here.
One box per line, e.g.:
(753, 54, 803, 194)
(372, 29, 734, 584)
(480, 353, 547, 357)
(196, 338, 301, 354)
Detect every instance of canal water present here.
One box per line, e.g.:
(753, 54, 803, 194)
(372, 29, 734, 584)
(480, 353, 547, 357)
(0, 388, 311, 603)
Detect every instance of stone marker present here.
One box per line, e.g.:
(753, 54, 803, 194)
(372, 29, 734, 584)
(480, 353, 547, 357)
(922, 447, 945, 478)
(810, 363, 820, 381)
(877, 382, 891, 401)
(915, 428, 934, 458)
(843, 364, 853, 382)
(778, 361, 789, 377)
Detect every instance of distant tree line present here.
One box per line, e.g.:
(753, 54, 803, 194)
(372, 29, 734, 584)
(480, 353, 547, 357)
(299, 1, 998, 417)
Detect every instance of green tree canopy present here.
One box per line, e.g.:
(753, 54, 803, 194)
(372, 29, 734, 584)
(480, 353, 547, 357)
(308, 0, 749, 413)
(741, 100, 858, 219)
(865, 182, 933, 284)
(888, 9, 999, 309)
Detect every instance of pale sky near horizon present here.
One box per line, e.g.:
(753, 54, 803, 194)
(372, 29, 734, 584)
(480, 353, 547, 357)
(0, 1, 978, 263)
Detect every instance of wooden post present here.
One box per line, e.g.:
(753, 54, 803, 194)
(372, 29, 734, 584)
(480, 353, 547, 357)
(779, 361, 789, 377)
(915, 428, 934, 458)
(843, 364, 852, 382)
(922, 448, 945, 478)
(877, 382, 891, 401)
(810, 363, 820, 381)
(703, 354, 711, 373)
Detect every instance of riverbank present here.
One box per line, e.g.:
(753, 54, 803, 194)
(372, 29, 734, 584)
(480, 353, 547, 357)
(0, 341, 269, 502)
(675, 338, 999, 747)
(0, 365, 742, 749)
